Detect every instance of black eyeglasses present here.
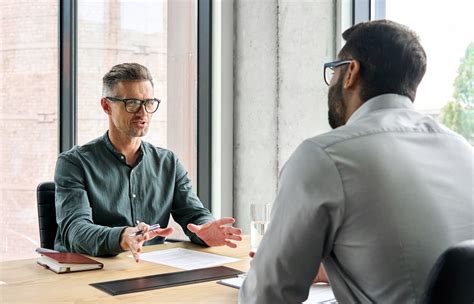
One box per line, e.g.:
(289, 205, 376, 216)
(323, 59, 352, 86)
(106, 97, 161, 113)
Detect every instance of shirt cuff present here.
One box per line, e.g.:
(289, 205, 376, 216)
(108, 226, 128, 255)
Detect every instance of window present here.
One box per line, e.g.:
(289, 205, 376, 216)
(0, 1, 59, 261)
(384, 1, 473, 144)
(77, 0, 198, 182)
(0, 0, 209, 261)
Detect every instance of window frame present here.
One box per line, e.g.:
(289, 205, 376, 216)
(58, 0, 213, 210)
(197, 0, 212, 210)
(59, 0, 77, 152)
(352, 0, 385, 24)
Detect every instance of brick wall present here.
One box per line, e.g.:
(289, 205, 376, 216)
(0, 0, 194, 261)
(0, 1, 59, 261)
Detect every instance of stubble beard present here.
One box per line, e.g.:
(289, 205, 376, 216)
(128, 124, 149, 138)
(327, 74, 346, 129)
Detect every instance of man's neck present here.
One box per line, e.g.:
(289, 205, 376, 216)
(343, 87, 363, 123)
(107, 129, 141, 165)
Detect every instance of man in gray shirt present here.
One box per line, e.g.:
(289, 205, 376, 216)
(240, 20, 473, 303)
(55, 63, 242, 261)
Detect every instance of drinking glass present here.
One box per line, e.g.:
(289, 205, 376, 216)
(250, 203, 271, 252)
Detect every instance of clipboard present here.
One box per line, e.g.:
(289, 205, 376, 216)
(90, 266, 244, 296)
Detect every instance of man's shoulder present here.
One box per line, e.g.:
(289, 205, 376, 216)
(304, 109, 470, 152)
(58, 136, 103, 160)
(141, 141, 177, 161)
(304, 127, 357, 150)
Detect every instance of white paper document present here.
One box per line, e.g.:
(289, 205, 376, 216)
(216, 275, 246, 289)
(304, 284, 336, 303)
(137, 248, 240, 270)
(217, 277, 336, 303)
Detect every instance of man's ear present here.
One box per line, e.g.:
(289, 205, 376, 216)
(343, 60, 361, 89)
(100, 98, 111, 115)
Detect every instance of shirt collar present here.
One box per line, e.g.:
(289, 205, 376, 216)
(346, 94, 414, 125)
(101, 131, 145, 166)
(102, 131, 123, 157)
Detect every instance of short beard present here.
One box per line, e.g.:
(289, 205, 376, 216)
(128, 126, 149, 138)
(327, 73, 346, 129)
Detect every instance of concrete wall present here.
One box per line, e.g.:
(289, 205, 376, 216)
(234, 0, 336, 231)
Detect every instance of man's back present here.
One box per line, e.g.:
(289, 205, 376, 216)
(317, 94, 473, 302)
(240, 94, 473, 303)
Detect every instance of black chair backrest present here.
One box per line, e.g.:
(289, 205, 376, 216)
(423, 239, 474, 304)
(36, 182, 57, 250)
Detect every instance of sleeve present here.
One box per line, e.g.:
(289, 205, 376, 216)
(54, 153, 126, 256)
(170, 156, 215, 245)
(239, 140, 346, 303)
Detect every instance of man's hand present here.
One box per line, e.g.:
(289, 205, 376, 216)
(187, 217, 242, 248)
(120, 222, 174, 262)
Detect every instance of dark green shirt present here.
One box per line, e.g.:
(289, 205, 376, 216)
(54, 132, 214, 256)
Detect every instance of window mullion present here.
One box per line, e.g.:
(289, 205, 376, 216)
(59, 0, 77, 153)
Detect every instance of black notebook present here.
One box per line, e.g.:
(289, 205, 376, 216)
(90, 266, 244, 296)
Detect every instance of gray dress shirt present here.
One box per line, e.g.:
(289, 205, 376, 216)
(54, 132, 214, 256)
(239, 94, 474, 303)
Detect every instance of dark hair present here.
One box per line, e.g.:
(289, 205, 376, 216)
(102, 63, 153, 96)
(340, 19, 426, 102)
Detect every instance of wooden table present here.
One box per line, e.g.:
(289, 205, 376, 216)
(0, 237, 252, 303)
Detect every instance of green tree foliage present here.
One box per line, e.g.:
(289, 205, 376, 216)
(441, 42, 474, 144)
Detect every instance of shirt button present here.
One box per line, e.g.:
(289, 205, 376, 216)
(121, 156, 124, 160)
(132, 194, 136, 198)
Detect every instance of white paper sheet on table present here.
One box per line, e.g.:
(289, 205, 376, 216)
(217, 277, 336, 303)
(304, 284, 336, 303)
(137, 248, 240, 270)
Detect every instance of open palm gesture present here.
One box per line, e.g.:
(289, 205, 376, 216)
(187, 217, 242, 248)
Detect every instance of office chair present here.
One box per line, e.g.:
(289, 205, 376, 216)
(422, 239, 474, 304)
(36, 182, 57, 249)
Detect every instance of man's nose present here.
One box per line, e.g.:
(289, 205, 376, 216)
(135, 104, 147, 116)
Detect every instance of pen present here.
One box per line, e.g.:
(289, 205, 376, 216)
(129, 223, 161, 237)
(35, 247, 59, 254)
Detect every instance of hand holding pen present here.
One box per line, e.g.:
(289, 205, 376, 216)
(129, 223, 162, 237)
(120, 221, 174, 263)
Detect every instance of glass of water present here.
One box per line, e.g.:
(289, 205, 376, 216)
(250, 203, 271, 252)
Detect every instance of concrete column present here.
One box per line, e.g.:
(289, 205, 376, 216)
(234, 0, 279, 231)
(277, 0, 335, 168)
(233, 0, 336, 232)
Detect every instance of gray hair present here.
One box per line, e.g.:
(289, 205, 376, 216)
(102, 63, 154, 97)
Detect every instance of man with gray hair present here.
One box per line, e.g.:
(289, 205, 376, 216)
(54, 63, 242, 261)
